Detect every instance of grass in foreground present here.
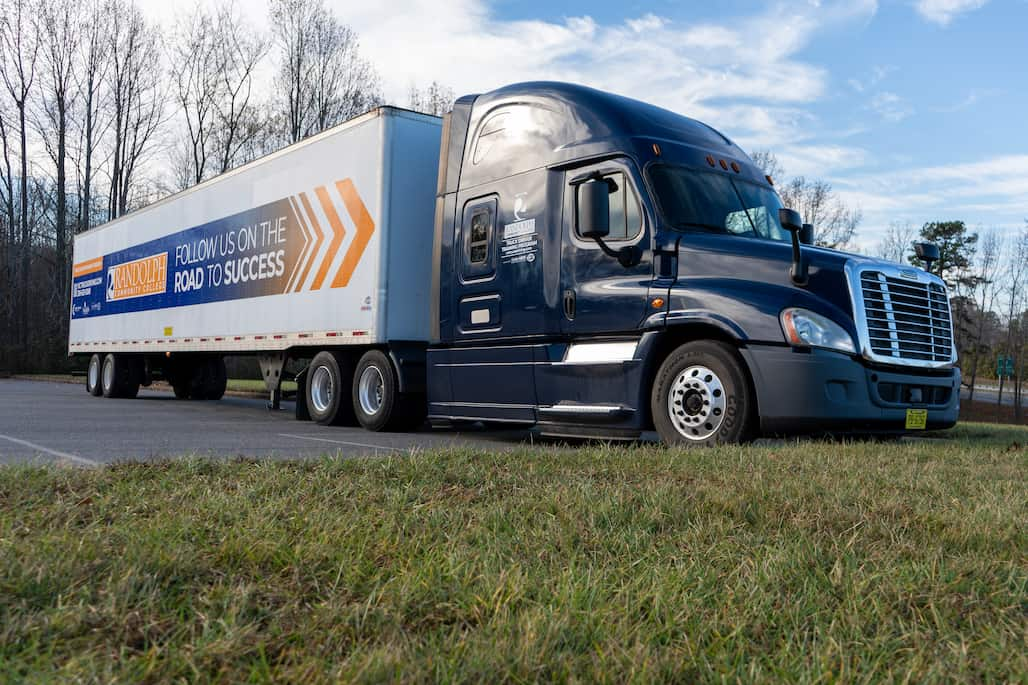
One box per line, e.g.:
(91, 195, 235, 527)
(0, 424, 1025, 683)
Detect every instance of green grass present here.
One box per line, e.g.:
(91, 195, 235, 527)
(0, 424, 1025, 683)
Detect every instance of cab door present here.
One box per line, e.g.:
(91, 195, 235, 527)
(438, 176, 549, 423)
(560, 160, 654, 335)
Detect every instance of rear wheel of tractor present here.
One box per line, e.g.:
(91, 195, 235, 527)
(306, 351, 357, 426)
(101, 353, 139, 399)
(86, 354, 103, 396)
(651, 341, 754, 446)
(352, 350, 425, 432)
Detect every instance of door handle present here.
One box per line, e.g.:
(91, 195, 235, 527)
(563, 288, 576, 320)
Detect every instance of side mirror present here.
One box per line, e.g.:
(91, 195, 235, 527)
(778, 208, 808, 286)
(778, 208, 802, 233)
(800, 223, 814, 246)
(578, 179, 610, 239)
(914, 241, 940, 273)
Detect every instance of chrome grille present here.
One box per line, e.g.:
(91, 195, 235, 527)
(858, 270, 953, 363)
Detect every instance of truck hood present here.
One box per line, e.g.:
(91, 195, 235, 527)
(664, 234, 922, 343)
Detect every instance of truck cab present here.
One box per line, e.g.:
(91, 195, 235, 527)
(424, 82, 959, 443)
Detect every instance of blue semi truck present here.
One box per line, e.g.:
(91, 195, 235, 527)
(71, 82, 960, 445)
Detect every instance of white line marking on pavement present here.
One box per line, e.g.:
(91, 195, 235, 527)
(0, 434, 100, 467)
(278, 434, 405, 452)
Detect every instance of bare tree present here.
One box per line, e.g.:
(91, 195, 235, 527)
(0, 0, 39, 350)
(749, 150, 862, 250)
(74, 0, 111, 233)
(212, 3, 268, 174)
(34, 0, 82, 303)
(997, 227, 1028, 413)
(0, 97, 15, 344)
(170, 3, 222, 186)
(748, 150, 784, 181)
(106, 0, 165, 219)
(964, 229, 1002, 401)
(874, 221, 917, 263)
(408, 80, 455, 116)
(270, 0, 381, 144)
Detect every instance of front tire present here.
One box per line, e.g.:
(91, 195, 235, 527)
(86, 354, 103, 396)
(306, 351, 356, 426)
(651, 341, 754, 446)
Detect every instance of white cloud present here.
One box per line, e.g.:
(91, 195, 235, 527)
(914, 0, 989, 26)
(868, 91, 914, 122)
(835, 154, 1028, 247)
(337, 0, 877, 146)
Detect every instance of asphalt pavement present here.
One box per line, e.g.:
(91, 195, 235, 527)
(0, 379, 543, 467)
(962, 385, 1023, 406)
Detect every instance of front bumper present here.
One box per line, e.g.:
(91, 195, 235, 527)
(740, 344, 960, 435)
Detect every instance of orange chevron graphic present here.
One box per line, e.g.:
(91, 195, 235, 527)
(311, 185, 347, 290)
(284, 196, 311, 292)
(331, 179, 375, 288)
(294, 191, 324, 292)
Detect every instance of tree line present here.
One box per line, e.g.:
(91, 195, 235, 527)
(0, 0, 451, 371)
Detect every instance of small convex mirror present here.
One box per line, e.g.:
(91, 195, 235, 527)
(800, 223, 814, 246)
(914, 242, 940, 272)
(578, 179, 610, 239)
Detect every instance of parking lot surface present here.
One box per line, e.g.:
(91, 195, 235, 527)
(0, 379, 539, 466)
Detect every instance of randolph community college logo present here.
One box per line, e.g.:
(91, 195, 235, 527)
(106, 252, 168, 302)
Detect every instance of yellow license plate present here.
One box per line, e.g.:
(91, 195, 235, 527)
(905, 409, 928, 430)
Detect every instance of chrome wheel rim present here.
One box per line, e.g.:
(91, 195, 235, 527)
(310, 365, 334, 414)
(358, 365, 384, 416)
(668, 364, 727, 441)
(102, 357, 114, 392)
(88, 357, 99, 389)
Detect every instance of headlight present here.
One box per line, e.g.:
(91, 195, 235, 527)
(780, 308, 856, 354)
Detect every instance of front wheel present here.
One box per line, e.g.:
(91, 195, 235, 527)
(651, 341, 754, 446)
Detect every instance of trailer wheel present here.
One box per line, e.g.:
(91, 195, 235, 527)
(86, 354, 103, 396)
(307, 351, 357, 426)
(201, 357, 227, 400)
(651, 341, 754, 446)
(101, 353, 139, 399)
(352, 350, 425, 432)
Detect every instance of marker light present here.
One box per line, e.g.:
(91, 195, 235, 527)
(780, 308, 856, 354)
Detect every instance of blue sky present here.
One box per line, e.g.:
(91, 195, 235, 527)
(140, 0, 1027, 249)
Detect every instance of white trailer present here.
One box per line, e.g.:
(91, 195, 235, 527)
(71, 108, 442, 426)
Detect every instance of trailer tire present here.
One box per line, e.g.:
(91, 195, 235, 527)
(651, 341, 754, 446)
(352, 350, 425, 432)
(307, 351, 357, 426)
(86, 354, 103, 396)
(201, 357, 227, 400)
(101, 353, 139, 399)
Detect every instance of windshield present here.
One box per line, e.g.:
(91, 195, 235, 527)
(648, 165, 789, 243)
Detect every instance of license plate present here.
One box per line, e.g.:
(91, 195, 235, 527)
(905, 409, 928, 430)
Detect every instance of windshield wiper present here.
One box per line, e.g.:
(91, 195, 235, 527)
(673, 221, 725, 233)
